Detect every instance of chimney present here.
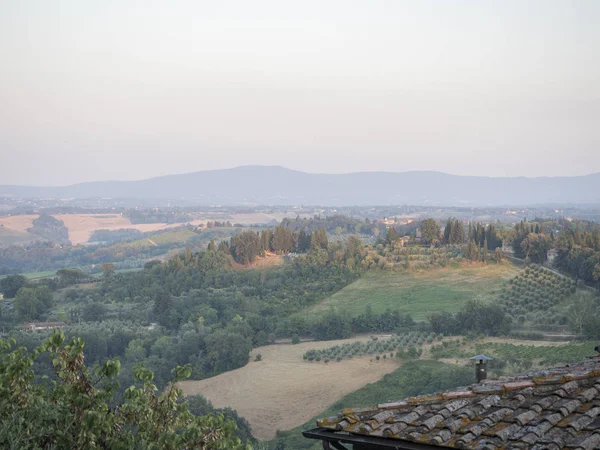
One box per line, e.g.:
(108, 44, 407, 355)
(470, 354, 493, 382)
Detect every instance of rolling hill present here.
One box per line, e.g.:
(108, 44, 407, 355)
(2, 166, 600, 206)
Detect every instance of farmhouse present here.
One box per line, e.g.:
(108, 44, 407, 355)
(24, 321, 66, 331)
(304, 358, 600, 450)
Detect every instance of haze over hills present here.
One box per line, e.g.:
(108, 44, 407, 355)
(1, 166, 600, 206)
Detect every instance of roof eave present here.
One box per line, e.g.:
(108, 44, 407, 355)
(302, 427, 445, 450)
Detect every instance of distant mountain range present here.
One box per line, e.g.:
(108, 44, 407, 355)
(2, 166, 600, 206)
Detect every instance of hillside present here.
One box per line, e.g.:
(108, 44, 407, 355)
(2, 166, 600, 206)
(304, 262, 520, 321)
(178, 336, 401, 440)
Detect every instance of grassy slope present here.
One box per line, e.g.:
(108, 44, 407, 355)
(0, 226, 37, 246)
(305, 261, 520, 321)
(272, 360, 472, 450)
(0, 271, 57, 280)
(123, 228, 198, 248)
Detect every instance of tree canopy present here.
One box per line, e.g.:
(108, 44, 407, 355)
(0, 330, 250, 449)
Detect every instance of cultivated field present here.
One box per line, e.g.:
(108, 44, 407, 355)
(178, 336, 401, 440)
(0, 215, 38, 245)
(0, 212, 310, 245)
(0, 225, 36, 245)
(306, 262, 520, 320)
(54, 214, 209, 245)
(0, 213, 196, 245)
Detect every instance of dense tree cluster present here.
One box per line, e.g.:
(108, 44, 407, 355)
(280, 214, 384, 236)
(419, 219, 441, 245)
(462, 222, 502, 262)
(443, 219, 466, 245)
(226, 226, 331, 264)
(0, 227, 236, 274)
(27, 214, 70, 244)
(511, 221, 551, 262)
(554, 224, 600, 286)
(0, 274, 27, 298)
(0, 331, 250, 449)
(428, 300, 511, 336)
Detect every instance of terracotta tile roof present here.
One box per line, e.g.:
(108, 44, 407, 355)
(313, 360, 600, 449)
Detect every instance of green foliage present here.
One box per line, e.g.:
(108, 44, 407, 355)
(230, 231, 261, 264)
(28, 214, 70, 244)
(56, 268, 91, 287)
(281, 215, 382, 237)
(443, 218, 466, 245)
(310, 229, 328, 251)
(0, 274, 27, 298)
(429, 300, 511, 336)
(420, 218, 440, 245)
(0, 331, 250, 449)
(13, 286, 53, 320)
(303, 331, 436, 363)
(495, 265, 575, 328)
(185, 395, 255, 445)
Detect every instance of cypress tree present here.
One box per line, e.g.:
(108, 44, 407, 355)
(207, 240, 216, 252)
(483, 238, 488, 263)
(444, 219, 452, 244)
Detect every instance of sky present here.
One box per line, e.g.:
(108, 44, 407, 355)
(1, 0, 599, 186)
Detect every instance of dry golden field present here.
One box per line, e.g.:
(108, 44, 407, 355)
(0, 212, 307, 245)
(178, 336, 401, 440)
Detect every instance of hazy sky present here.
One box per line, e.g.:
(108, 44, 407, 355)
(1, 0, 599, 185)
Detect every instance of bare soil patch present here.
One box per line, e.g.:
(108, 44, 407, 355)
(178, 336, 401, 440)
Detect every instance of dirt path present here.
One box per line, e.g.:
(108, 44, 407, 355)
(178, 336, 401, 440)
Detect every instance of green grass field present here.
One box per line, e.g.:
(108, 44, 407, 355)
(305, 262, 520, 321)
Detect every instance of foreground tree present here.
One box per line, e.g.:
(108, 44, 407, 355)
(0, 330, 251, 449)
